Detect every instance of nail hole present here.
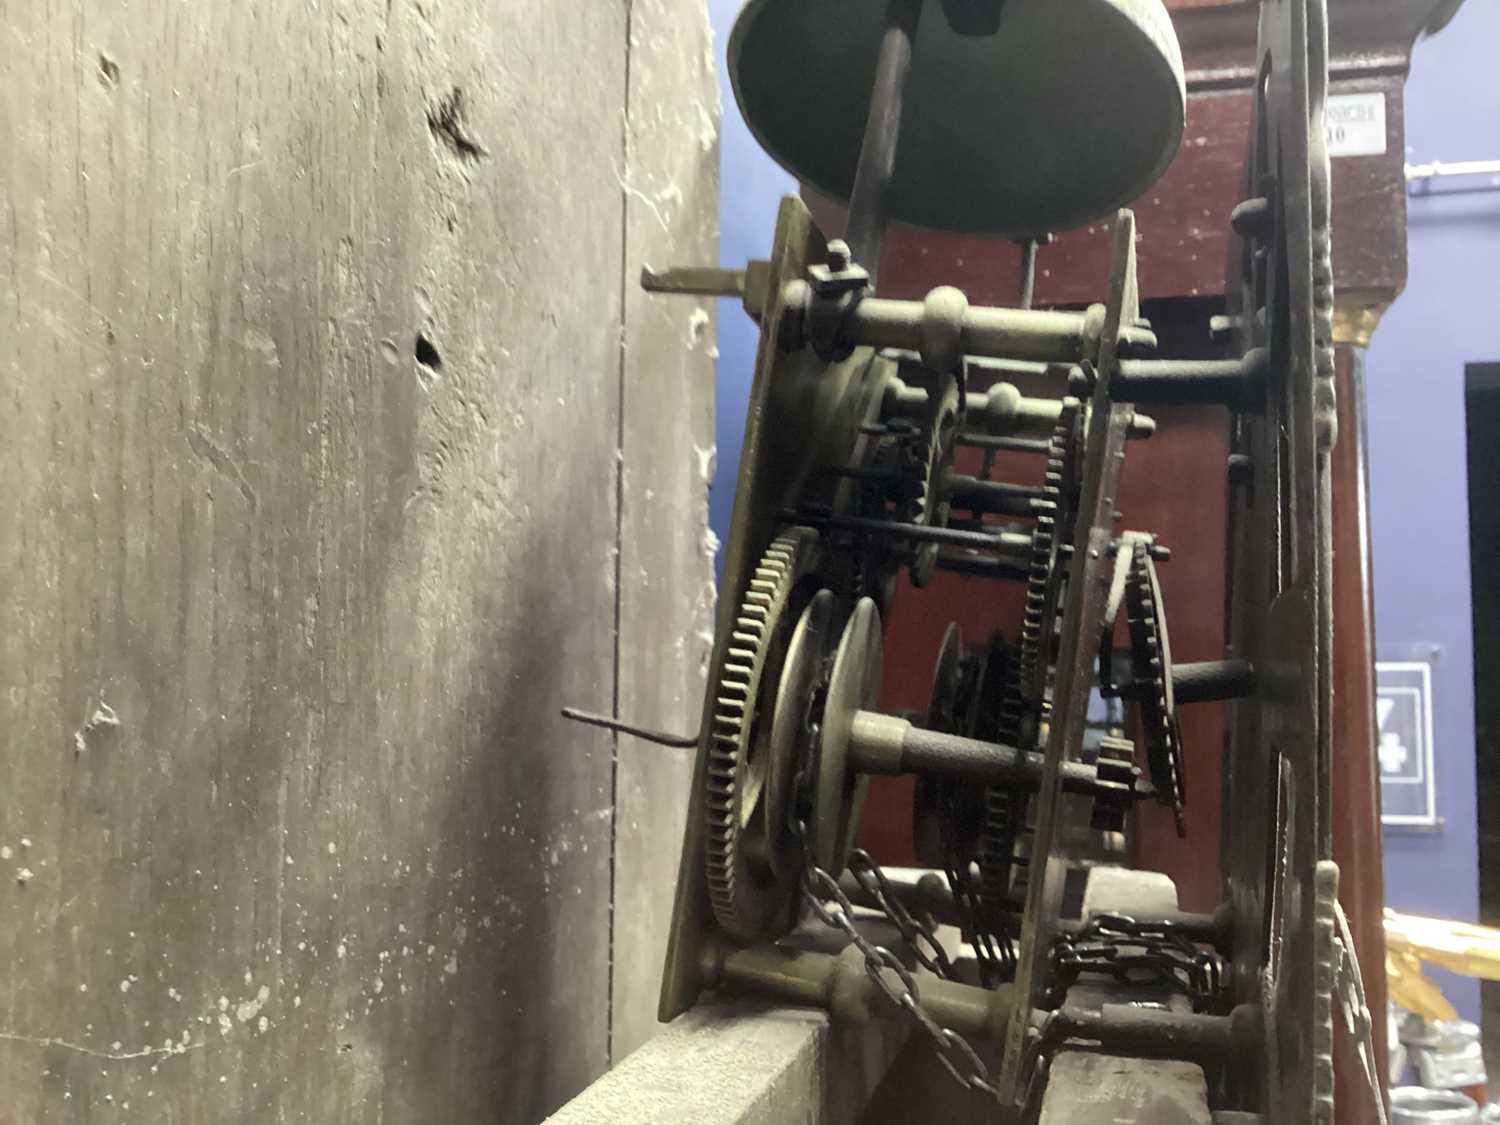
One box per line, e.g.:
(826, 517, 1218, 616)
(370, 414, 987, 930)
(97, 53, 120, 87)
(414, 333, 442, 371)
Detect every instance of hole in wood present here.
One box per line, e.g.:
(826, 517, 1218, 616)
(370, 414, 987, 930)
(415, 333, 442, 372)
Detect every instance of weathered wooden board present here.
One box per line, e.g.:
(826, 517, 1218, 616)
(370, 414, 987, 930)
(614, 0, 719, 1063)
(0, 0, 713, 1119)
(548, 1002, 909, 1125)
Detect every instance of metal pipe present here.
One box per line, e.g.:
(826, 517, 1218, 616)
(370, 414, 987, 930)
(845, 298, 1108, 363)
(944, 474, 1048, 518)
(1405, 158, 1500, 198)
(1048, 1003, 1238, 1065)
(881, 349, 1053, 381)
(706, 940, 1015, 1043)
(956, 433, 1051, 454)
(782, 291, 1158, 366)
(934, 551, 1029, 581)
(1018, 239, 1039, 310)
(838, 869, 967, 928)
(845, 711, 1128, 799)
(1106, 657, 1256, 705)
(844, 0, 924, 290)
(640, 265, 745, 299)
(781, 508, 1032, 560)
(1113, 349, 1267, 408)
(1172, 659, 1257, 704)
(885, 377, 1063, 436)
(1405, 158, 1500, 180)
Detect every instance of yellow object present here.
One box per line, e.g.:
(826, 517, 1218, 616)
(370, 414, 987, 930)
(1384, 909, 1500, 1021)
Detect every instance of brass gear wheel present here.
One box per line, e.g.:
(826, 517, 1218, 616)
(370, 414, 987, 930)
(1126, 538, 1187, 831)
(907, 375, 961, 587)
(704, 526, 819, 941)
(977, 398, 1084, 910)
(977, 647, 1029, 916)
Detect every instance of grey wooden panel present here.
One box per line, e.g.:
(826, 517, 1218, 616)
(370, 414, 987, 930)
(549, 1001, 909, 1125)
(613, 0, 719, 1062)
(1038, 1053, 1210, 1125)
(0, 1, 648, 1120)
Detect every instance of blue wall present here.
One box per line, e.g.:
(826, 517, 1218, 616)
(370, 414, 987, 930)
(707, 0, 794, 559)
(1369, 0, 1500, 1026)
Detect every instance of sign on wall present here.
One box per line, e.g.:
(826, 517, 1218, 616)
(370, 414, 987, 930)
(1377, 660, 1437, 827)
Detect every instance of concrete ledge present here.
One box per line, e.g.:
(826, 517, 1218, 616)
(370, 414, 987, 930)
(547, 1000, 908, 1125)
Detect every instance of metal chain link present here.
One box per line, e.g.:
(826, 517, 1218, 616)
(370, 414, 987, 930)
(943, 850, 1013, 985)
(788, 712, 1005, 1103)
(1046, 912, 1224, 1010)
(846, 849, 954, 980)
(799, 855, 1004, 1101)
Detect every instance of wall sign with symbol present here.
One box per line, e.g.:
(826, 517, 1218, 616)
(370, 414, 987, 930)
(1377, 660, 1437, 827)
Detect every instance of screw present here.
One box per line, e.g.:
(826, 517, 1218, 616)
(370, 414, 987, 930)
(826, 239, 852, 273)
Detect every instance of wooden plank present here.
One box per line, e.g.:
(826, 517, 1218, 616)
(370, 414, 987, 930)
(809, 0, 1428, 314)
(613, 0, 720, 1063)
(1329, 347, 1389, 1118)
(1039, 1053, 1211, 1125)
(822, 77, 1407, 312)
(548, 1000, 910, 1125)
(0, 0, 708, 1118)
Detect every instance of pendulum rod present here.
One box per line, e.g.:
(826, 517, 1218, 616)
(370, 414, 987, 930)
(844, 0, 925, 291)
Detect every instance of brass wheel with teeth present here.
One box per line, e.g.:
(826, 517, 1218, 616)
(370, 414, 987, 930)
(703, 526, 821, 942)
(908, 376, 961, 588)
(977, 400, 1083, 912)
(1126, 539, 1187, 831)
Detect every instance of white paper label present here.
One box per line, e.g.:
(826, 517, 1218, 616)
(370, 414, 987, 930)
(1326, 92, 1387, 158)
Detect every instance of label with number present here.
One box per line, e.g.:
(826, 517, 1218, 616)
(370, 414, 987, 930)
(1326, 92, 1387, 158)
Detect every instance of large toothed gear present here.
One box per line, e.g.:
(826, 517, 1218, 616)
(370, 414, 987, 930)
(704, 527, 820, 941)
(978, 652, 1030, 912)
(908, 377, 961, 587)
(1125, 538, 1187, 831)
(977, 401, 1083, 911)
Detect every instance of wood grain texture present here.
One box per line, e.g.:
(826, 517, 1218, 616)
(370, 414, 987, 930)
(613, 0, 719, 1064)
(818, 79, 1408, 313)
(1329, 346, 1389, 1121)
(0, 0, 713, 1119)
(809, 0, 1425, 314)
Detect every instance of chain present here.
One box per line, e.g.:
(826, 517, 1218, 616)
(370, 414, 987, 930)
(935, 764, 1015, 986)
(846, 850, 954, 979)
(943, 850, 1014, 986)
(788, 708, 1005, 1103)
(1046, 912, 1224, 1010)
